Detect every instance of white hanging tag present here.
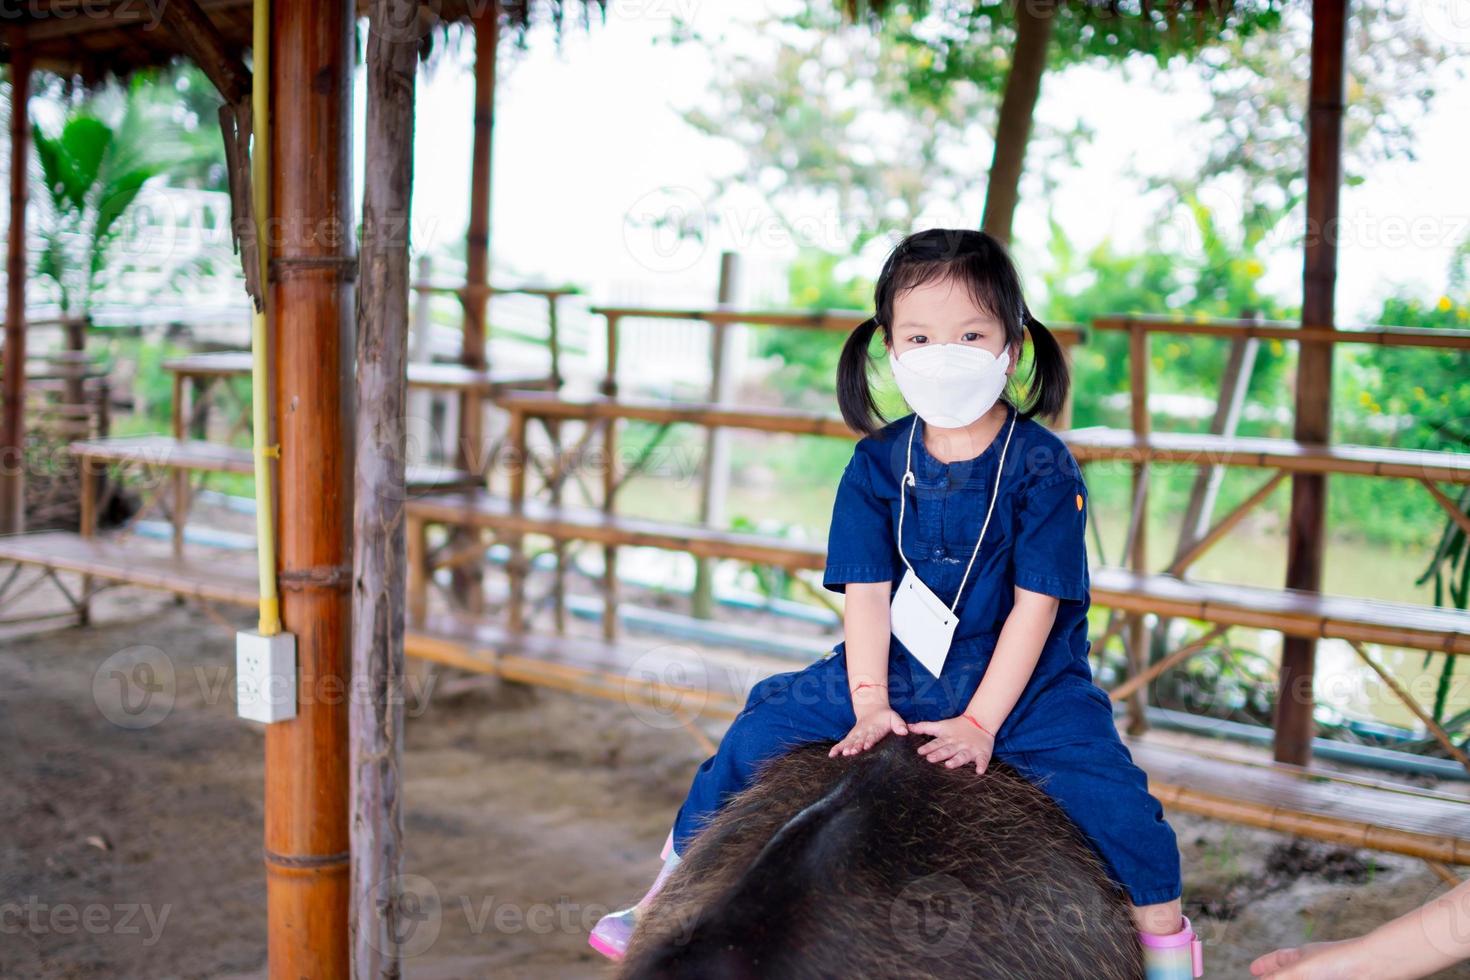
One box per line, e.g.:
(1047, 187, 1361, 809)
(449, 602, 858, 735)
(890, 565, 960, 678)
(887, 408, 1018, 680)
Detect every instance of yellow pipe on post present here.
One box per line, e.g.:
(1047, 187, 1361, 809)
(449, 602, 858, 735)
(250, 0, 280, 637)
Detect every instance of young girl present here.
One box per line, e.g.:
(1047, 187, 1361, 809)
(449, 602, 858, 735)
(591, 228, 1202, 978)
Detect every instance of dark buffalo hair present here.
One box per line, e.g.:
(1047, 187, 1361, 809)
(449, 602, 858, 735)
(838, 228, 1070, 436)
(619, 735, 1144, 980)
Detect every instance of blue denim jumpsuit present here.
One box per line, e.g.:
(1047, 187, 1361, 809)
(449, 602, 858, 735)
(671, 400, 1183, 908)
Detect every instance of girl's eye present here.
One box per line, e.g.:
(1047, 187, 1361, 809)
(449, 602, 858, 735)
(962, 332, 980, 341)
(910, 335, 927, 344)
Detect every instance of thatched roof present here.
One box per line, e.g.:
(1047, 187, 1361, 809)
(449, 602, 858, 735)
(1, 0, 606, 89)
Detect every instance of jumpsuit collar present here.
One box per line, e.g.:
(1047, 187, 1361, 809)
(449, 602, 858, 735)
(911, 400, 1018, 479)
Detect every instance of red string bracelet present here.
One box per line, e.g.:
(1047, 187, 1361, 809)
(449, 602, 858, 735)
(962, 713, 995, 739)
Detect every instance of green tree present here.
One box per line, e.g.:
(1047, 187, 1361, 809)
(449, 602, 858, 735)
(1147, 0, 1462, 243)
(866, 0, 1287, 243)
(672, 5, 1004, 254)
(1037, 195, 1297, 431)
(757, 248, 876, 410)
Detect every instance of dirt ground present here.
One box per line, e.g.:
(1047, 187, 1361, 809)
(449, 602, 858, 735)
(3, 591, 1470, 979)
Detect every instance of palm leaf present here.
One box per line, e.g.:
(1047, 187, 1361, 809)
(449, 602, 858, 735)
(31, 125, 72, 215)
(56, 116, 113, 210)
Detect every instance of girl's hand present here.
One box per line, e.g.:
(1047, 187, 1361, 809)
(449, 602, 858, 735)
(910, 715, 995, 774)
(829, 704, 909, 758)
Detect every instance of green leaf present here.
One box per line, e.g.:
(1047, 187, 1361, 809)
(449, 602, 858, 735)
(94, 166, 157, 249)
(57, 115, 113, 210)
(31, 124, 71, 214)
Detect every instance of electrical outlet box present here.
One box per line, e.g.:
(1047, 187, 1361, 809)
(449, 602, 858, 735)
(236, 630, 297, 724)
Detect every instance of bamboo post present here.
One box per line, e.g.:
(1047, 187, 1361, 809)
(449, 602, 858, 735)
(1277, 0, 1347, 766)
(265, 1, 355, 974)
(77, 452, 96, 626)
(350, 0, 416, 971)
(546, 291, 562, 388)
(603, 407, 619, 643)
(507, 407, 529, 633)
(0, 30, 31, 536)
(541, 290, 566, 632)
(543, 291, 567, 630)
(601, 312, 620, 396)
(1125, 320, 1151, 734)
(459, 3, 496, 455)
(1055, 332, 1076, 431)
(449, 6, 498, 610)
(407, 255, 435, 466)
(406, 515, 428, 626)
(546, 413, 568, 635)
(692, 252, 741, 619)
(171, 371, 188, 556)
(598, 311, 620, 639)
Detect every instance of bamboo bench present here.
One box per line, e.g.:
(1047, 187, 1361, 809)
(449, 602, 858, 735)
(0, 529, 259, 625)
(163, 351, 559, 393)
(1093, 567, 1470, 658)
(405, 489, 826, 633)
(404, 612, 793, 733)
(70, 434, 477, 554)
(407, 491, 824, 569)
(73, 431, 476, 490)
(1084, 315, 1470, 754)
(590, 306, 1085, 428)
(3, 528, 1468, 873)
(162, 352, 560, 473)
(487, 390, 1470, 668)
(1063, 426, 1470, 543)
(1064, 426, 1470, 484)
(499, 390, 855, 437)
(1124, 737, 1470, 870)
(0, 526, 784, 750)
(71, 434, 476, 490)
(1059, 416, 1470, 769)
(408, 490, 1470, 659)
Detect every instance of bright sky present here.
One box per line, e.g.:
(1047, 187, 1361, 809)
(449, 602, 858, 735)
(357, 0, 1470, 321)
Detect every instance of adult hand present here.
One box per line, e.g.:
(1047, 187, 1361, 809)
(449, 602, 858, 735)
(1250, 940, 1370, 978)
(909, 715, 995, 774)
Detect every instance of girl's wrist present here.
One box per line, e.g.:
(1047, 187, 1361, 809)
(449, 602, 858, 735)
(851, 680, 889, 710)
(961, 713, 996, 739)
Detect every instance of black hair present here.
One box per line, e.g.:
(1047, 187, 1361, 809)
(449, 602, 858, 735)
(837, 228, 1071, 437)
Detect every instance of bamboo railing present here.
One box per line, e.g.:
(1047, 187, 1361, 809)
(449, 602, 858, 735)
(1084, 313, 1470, 768)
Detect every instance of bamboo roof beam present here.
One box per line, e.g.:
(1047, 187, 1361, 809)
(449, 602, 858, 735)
(158, 0, 252, 106)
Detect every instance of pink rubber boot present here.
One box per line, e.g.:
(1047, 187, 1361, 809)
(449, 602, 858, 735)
(1140, 914, 1204, 979)
(589, 832, 681, 961)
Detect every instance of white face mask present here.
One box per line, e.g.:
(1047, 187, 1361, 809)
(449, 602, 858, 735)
(888, 342, 1011, 429)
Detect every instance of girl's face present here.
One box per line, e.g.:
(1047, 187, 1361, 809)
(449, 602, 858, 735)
(885, 276, 1017, 374)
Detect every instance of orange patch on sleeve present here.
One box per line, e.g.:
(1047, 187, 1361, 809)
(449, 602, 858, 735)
(1075, 493, 1084, 511)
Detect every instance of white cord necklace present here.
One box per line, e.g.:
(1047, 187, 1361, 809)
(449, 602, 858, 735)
(896, 404, 1017, 615)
